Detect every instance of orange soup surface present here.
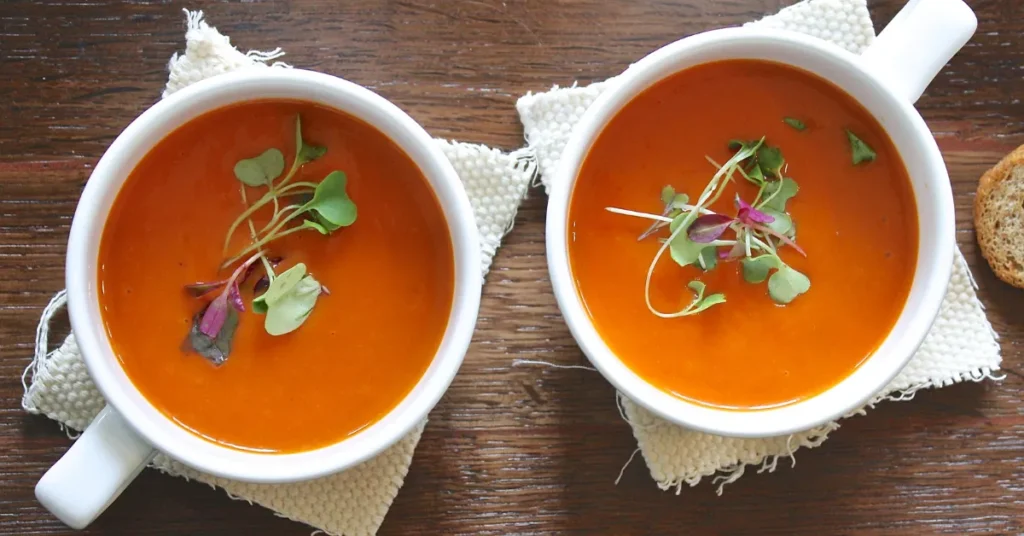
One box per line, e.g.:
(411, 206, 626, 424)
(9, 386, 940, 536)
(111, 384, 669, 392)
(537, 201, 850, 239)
(99, 100, 454, 453)
(569, 60, 918, 409)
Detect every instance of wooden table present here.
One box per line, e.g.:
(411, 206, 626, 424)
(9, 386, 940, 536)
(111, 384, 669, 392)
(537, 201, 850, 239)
(2, 0, 1022, 534)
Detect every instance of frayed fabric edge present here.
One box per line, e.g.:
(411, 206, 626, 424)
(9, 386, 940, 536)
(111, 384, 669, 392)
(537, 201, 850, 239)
(632, 365, 1002, 495)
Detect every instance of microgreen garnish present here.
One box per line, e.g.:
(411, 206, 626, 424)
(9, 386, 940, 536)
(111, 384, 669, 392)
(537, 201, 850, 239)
(234, 149, 285, 187)
(181, 115, 358, 363)
(183, 304, 239, 366)
(845, 129, 876, 165)
(182, 251, 263, 365)
(676, 280, 726, 316)
(783, 117, 807, 131)
(605, 136, 811, 317)
(252, 263, 323, 335)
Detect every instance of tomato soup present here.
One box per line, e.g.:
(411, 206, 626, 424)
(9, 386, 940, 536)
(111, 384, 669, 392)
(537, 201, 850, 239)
(99, 100, 454, 453)
(568, 60, 918, 409)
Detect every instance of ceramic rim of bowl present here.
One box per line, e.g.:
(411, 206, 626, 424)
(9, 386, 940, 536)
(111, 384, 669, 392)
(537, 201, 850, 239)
(65, 69, 482, 482)
(546, 28, 954, 438)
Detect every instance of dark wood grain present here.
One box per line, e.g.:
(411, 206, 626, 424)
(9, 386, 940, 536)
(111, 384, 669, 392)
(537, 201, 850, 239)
(2, 0, 1022, 534)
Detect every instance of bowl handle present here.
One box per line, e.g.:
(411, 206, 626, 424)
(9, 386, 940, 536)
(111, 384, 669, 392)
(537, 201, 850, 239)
(860, 0, 977, 103)
(35, 405, 155, 529)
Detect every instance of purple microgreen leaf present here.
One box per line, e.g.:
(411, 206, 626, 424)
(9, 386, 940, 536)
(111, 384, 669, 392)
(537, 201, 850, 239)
(254, 275, 270, 294)
(184, 280, 226, 298)
(735, 195, 775, 225)
(687, 214, 735, 243)
(198, 294, 230, 338)
(193, 251, 264, 339)
(182, 304, 239, 366)
(227, 280, 245, 312)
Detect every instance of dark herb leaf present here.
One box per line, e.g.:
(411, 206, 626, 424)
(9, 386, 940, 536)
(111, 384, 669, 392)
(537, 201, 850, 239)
(757, 145, 784, 179)
(687, 214, 735, 243)
(728, 139, 751, 152)
(183, 305, 239, 366)
(291, 192, 315, 206)
(299, 144, 327, 163)
(252, 295, 269, 315)
(294, 116, 328, 165)
(253, 275, 270, 294)
(845, 129, 876, 165)
(307, 171, 357, 229)
(783, 117, 807, 131)
(745, 163, 765, 184)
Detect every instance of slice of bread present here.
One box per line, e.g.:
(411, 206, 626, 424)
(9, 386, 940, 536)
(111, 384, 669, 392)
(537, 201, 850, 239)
(975, 144, 1024, 288)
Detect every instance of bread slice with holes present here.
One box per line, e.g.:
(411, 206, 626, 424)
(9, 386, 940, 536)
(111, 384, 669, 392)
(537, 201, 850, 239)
(975, 144, 1024, 288)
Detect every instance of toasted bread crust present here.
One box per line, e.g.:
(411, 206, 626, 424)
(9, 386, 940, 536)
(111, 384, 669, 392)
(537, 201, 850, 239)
(975, 144, 1024, 288)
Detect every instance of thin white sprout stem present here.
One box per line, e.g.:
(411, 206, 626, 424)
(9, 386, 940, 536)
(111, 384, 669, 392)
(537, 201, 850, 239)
(748, 234, 775, 254)
(605, 207, 672, 222)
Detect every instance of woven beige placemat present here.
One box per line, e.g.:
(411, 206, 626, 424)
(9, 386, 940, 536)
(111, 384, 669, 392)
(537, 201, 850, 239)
(516, 0, 1002, 494)
(22, 11, 534, 536)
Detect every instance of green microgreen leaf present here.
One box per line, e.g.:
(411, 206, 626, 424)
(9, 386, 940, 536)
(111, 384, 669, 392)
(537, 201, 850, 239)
(757, 145, 784, 179)
(234, 148, 285, 187)
(668, 214, 705, 267)
(300, 219, 330, 235)
(294, 116, 327, 165)
(728, 139, 752, 152)
(670, 193, 689, 209)
(681, 280, 725, 315)
(783, 117, 807, 131)
(264, 273, 322, 336)
(759, 177, 799, 212)
(768, 264, 811, 304)
(305, 171, 357, 230)
(252, 262, 307, 315)
(745, 163, 765, 184)
(660, 185, 676, 205)
(761, 208, 793, 236)
(698, 246, 718, 272)
(845, 129, 876, 165)
(690, 292, 726, 314)
(741, 254, 781, 284)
